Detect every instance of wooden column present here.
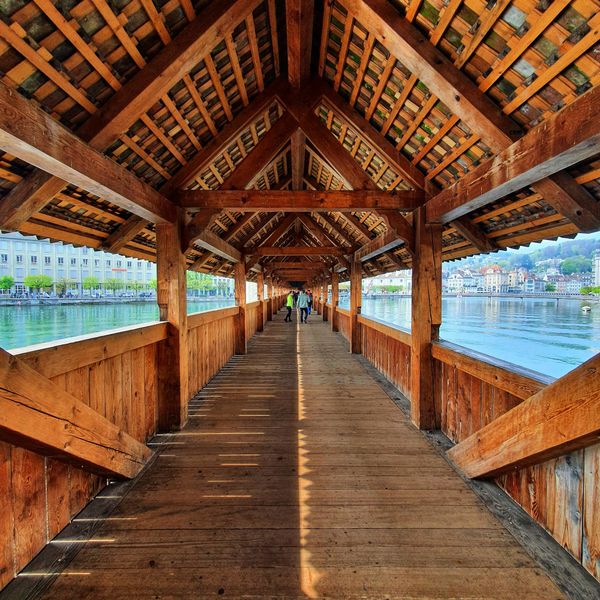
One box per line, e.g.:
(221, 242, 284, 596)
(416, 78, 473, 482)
(156, 213, 189, 431)
(256, 271, 264, 332)
(411, 206, 442, 430)
(234, 261, 247, 355)
(266, 276, 273, 321)
(321, 282, 328, 321)
(350, 259, 362, 353)
(331, 271, 339, 332)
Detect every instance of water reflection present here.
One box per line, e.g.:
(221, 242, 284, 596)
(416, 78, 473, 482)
(338, 296, 600, 378)
(0, 299, 234, 350)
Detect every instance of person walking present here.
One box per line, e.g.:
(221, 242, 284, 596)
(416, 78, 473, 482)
(285, 290, 294, 322)
(306, 290, 313, 321)
(297, 289, 309, 324)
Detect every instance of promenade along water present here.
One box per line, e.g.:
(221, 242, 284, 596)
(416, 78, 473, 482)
(0, 296, 599, 378)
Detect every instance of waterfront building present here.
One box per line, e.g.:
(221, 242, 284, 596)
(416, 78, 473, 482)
(0, 232, 156, 295)
(594, 250, 600, 286)
(367, 270, 412, 293)
(523, 277, 546, 294)
(483, 266, 508, 293)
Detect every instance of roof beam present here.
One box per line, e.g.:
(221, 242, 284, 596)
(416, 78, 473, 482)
(317, 81, 429, 193)
(0, 83, 176, 223)
(182, 209, 220, 252)
(220, 112, 299, 190)
(0, 0, 259, 229)
(426, 86, 600, 224)
(254, 246, 344, 256)
(78, 0, 261, 148)
(248, 213, 297, 250)
(163, 84, 282, 193)
(0, 347, 151, 479)
(291, 129, 306, 190)
(341, 0, 520, 149)
(343, 0, 593, 231)
(194, 230, 241, 263)
(101, 215, 149, 254)
(297, 214, 341, 247)
(448, 351, 600, 479)
(180, 189, 424, 212)
(355, 230, 406, 263)
(377, 210, 415, 255)
(450, 216, 498, 253)
(286, 0, 314, 88)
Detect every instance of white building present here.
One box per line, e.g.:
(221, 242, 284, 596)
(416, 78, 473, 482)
(594, 250, 600, 287)
(0, 232, 156, 294)
(367, 270, 412, 293)
(483, 266, 508, 293)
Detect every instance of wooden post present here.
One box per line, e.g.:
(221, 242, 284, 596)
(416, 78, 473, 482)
(350, 259, 362, 353)
(156, 212, 189, 431)
(411, 206, 442, 430)
(266, 276, 273, 321)
(234, 261, 247, 354)
(331, 271, 339, 332)
(321, 282, 328, 321)
(256, 271, 264, 332)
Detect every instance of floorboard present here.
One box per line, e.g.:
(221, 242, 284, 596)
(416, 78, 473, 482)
(40, 317, 563, 599)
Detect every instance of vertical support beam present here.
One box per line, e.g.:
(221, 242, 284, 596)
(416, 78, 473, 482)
(411, 206, 442, 430)
(266, 276, 274, 321)
(350, 259, 362, 353)
(156, 211, 189, 431)
(331, 271, 339, 332)
(321, 282, 328, 321)
(256, 271, 265, 332)
(234, 262, 247, 355)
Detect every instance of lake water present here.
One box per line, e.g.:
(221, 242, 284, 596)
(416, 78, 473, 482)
(1, 296, 598, 378)
(338, 296, 600, 378)
(0, 299, 233, 350)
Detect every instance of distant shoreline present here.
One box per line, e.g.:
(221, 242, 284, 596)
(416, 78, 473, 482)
(0, 296, 232, 307)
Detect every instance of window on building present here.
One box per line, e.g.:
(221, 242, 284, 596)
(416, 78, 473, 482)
(44, 256, 51, 265)
(127, 261, 132, 268)
(82, 248, 88, 254)
(31, 256, 37, 264)
(106, 260, 111, 266)
(117, 260, 122, 267)
(16, 255, 23, 263)
(95, 259, 100, 267)
(0, 254, 7, 263)
(70, 258, 77, 266)
(82, 258, 88, 266)
(57, 257, 64, 265)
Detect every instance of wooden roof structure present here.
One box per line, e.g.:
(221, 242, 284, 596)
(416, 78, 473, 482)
(0, 0, 599, 284)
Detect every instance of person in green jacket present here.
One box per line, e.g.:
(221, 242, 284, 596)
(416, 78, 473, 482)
(285, 290, 294, 322)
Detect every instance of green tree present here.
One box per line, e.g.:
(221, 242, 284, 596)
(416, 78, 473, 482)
(129, 281, 144, 294)
(545, 283, 557, 292)
(0, 275, 14, 292)
(82, 275, 100, 291)
(104, 278, 124, 293)
(560, 256, 592, 275)
(55, 277, 76, 296)
(147, 278, 157, 290)
(24, 274, 53, 291)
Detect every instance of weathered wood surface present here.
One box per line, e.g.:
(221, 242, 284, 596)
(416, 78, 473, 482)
(359, 316, 411, 399)
(448, 353, 600, 478)
(37, 320, 562, 599)
(0, 322, 166, 590)
(435, 347, 600, 583)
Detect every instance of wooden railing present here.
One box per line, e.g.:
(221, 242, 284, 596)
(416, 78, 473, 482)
(358, 315, 411, 399)
(4, 321, 168, 589)
(336, 307, 351, 342)
(188, 306, 238, 397)
(348, 314, 600, 582)
(0, 301, 279, 592)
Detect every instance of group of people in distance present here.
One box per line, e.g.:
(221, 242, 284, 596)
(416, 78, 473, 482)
(284, 289, 314, 324)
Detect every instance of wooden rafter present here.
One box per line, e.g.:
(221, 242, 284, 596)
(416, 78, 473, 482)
(286, 0, 314, 88)
(180, 189, 424, 212)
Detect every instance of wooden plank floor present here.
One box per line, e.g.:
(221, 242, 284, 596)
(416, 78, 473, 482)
(41, 316, 563, 599)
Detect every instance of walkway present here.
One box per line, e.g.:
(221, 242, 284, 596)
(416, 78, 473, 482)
(41, 317, 562, 599)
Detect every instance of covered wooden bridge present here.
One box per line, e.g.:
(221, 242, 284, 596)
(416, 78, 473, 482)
(0, 0, 599, 597)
